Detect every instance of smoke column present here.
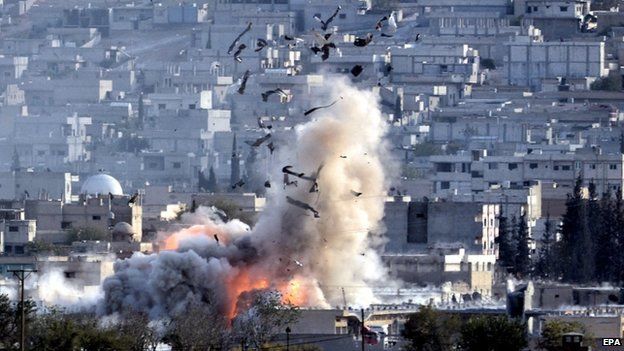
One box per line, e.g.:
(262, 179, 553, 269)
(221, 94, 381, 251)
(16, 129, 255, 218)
(101, 78, 396, 319)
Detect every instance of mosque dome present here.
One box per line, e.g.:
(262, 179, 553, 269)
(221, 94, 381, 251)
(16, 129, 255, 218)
(80, 173, 123, 196)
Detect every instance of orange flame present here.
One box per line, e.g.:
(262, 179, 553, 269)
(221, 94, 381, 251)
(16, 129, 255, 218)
(160, 225, 311, 320)
(160, 224, 226, 251)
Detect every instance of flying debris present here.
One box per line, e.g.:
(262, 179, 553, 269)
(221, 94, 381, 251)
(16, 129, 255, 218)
(257, 117, 272, 130)
(309, 182, 319, 193)
(237, 70, 251, 95)
(415, 33, 421, 41)
(339, 155, 347, 158)
(261, 88, 288, 102)
(231, 179, 245, 189)
(354, 33, 373, 47)
(108, 192, 114, 200)
(267, 141, 276, 154)
(282, 165, 305, 178)
(233, 44, 247, 62)
(311, 32, 336, 61)
(304, 97, 343, 116)
(313, 5, 341, 31)
(245, 133, 272, 147)
(210, 206, 228, 221)
(293, 260, 304, 267)
(350, 65, 363, 77)
(227, 22, 252, 54)
(376, 11, 397, 37)
(286, 196, 320, 218)
(375, 16, 388, 31)
(264, 180, 271, 188)
(213, 234, 220, 245)
(283, 174, 298, 187)
(128, 192, 138, 205)
(255, 38, 268, 52)
(351, 190, 363, 197)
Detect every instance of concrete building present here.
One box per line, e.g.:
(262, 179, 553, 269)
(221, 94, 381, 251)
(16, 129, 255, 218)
(519, 0, 591, 40)
(383, 247, 496, 296)
(0, 171, 72, 202)
(504, 40, 607, 90)
(383, 196, 499, 255)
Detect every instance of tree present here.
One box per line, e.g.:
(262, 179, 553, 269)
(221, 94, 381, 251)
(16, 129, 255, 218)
(137, 93, 145, 129)
(496, 209, 516, 274)
(394, 95, 402, 124)
(165, 301, 228, 351)
(230, 134, 241, 190)
(590, 72, 622, 91)
(401, 305, 460, 351)
(514, 213, 531, 278)
(11, 147, 20, 172)
(614, 189, 624, 283)
(559, 176, 594, 283)
(459, 315, 526, 351)
(244, 147, 264, 195)
(534, 214, 556, 280)
(594, 187, 616, 282)
(207, 166, 218, 193)
(232, 291, 300, 350)
(0, 293, 36, 350)
(538, 319, 587, 351)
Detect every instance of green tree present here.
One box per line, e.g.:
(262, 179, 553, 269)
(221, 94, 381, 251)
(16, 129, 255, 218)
(458, 315, 526, 351)
(538, 319, 587, 351)
(401, 305, 460, 351)
(534, 214, 556, 280)
(594, 187, 616, 282)
(0, 293, 37, 351)
(496, 209, 516, 274)
(559, 176, 594, 283)
(207, 166, 218, 193)
(514, 212, 531, 278)
(590, 72, 622, 91)
(232, 291, 300, 350)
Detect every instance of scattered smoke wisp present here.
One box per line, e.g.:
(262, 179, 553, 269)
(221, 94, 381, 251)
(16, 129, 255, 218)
(100, 78, 395, 320)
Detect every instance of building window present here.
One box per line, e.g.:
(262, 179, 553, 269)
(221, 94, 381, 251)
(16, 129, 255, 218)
(488, 163, 498, 170)
(440, 181, 450, 190)
(64, 272, 76, 279)
(610, 164, 618, 170)
(158, 104, 166, 110)
(8, 226, 18, 232)
(560, 6, 568, 11)
(15, 246, 24, 254)
(553, 165, 560, 171)
(529, 163, 538, 169)
(61, 221, 72, 229)
(562, 165, 571, 171)
(339, 13, 346, 19)
(508, 163, 518, 170)
(173, 162, 181, 169)
(92, 215, 101, 220)
(188, 104, 196, 110)
(590, 164, 596, 170)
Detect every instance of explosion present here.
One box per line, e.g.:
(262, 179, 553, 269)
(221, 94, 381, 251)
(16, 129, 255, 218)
(100, 78, 395, 320)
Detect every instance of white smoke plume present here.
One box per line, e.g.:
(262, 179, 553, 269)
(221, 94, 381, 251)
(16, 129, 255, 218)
(101, 78, 398, 319)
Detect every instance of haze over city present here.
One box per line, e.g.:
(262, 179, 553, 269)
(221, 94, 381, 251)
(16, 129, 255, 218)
(0, 0, 623, 350)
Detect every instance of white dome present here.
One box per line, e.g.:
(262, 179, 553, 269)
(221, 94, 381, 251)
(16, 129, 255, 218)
(81, 173, 123, 196)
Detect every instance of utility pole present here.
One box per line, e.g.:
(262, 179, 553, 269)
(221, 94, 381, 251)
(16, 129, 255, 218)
(361, 308, 365, 351)
(8, 268, 36, 351)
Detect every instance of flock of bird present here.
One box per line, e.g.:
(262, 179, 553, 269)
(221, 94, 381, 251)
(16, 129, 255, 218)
(225, 5, 402, 217)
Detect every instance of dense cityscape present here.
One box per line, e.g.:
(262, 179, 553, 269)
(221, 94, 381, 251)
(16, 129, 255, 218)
(0, 0, 623, 350)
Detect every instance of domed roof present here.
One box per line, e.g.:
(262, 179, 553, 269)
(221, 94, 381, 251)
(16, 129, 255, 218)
(112, 222, 133, 235)
(81, 173, 123, 196)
